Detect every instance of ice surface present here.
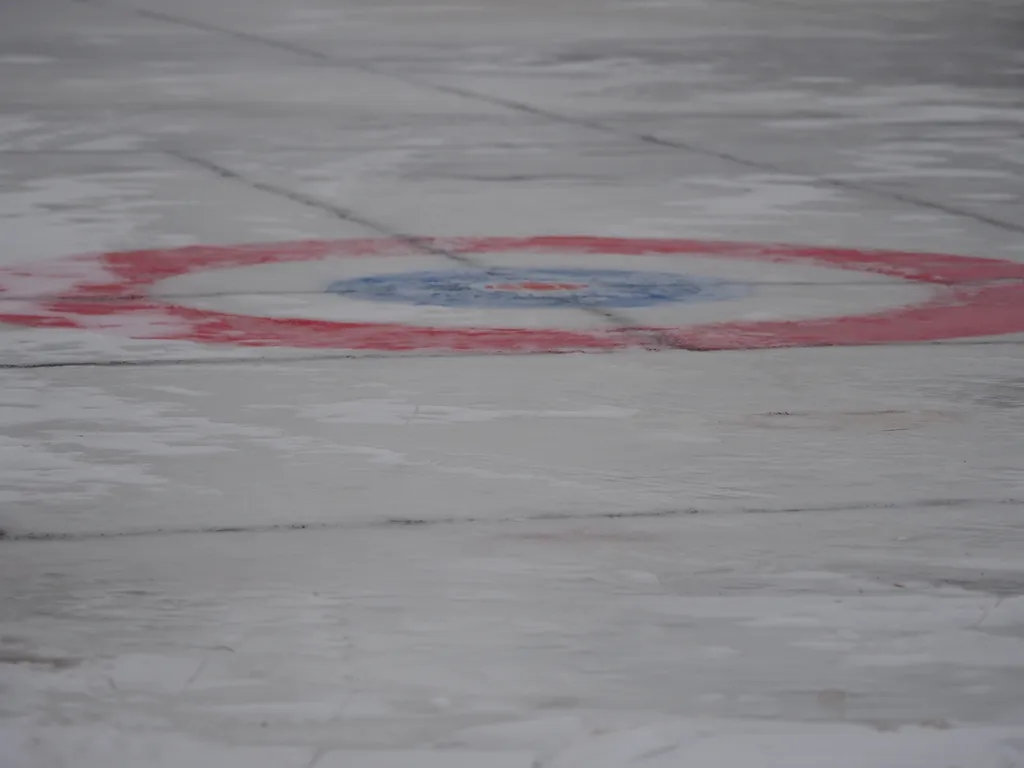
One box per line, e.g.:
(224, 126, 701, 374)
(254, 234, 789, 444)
(2, 0, 1024, 765)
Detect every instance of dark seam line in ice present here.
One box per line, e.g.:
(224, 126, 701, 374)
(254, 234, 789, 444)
(75, 0, 1024, 238)
(3, 338, 1024, 370)
(166, 149, 678, 348)
(421, 86, 1024, 237)
(8, 100, 1022, 128)
(3, 497, 1023, 542)
(0, 142, 629, 154)
(0, 101, 840, 120)
(164, 149, 462, 260)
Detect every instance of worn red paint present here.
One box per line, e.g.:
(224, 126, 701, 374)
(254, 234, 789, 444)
(1, 236, 1023, 352)
(486, 281, 588, 292)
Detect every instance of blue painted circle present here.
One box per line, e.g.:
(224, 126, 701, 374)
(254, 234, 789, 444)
(326, 268, 748, 309)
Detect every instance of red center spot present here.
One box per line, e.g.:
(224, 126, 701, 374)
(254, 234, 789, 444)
(486, 281, 587, 292)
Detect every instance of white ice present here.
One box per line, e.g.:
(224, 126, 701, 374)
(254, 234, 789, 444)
(2, 0, 1024, 765)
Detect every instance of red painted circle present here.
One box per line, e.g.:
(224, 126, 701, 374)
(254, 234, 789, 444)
(1, 236, 1023, 352)
(487, 281, 588, 292)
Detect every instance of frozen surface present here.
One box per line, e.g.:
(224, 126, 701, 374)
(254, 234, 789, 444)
(2, 0, 1024, 765)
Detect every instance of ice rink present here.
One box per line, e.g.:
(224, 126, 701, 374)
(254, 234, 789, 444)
(2, 0, 1024, 765)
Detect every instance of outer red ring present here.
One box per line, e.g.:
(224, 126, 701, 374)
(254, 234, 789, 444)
(2, 236, 1023, 352)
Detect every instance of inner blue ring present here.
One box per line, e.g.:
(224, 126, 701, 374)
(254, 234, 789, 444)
(327, 268, 749, 309)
